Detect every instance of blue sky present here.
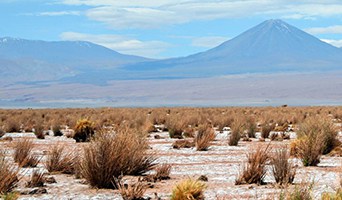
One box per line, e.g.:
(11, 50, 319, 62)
(1, 0, 342, 58)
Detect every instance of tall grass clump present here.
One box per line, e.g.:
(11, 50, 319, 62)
(293, 117, 338, 166)
(229, 119, 244, 146)
(271, 147, 296, 185)
(34, 123, 45, 139)
(13, 139, 39, 167)
(195, 125, 216, 151)
(45, 145, 75, 174)
(171, 178, 207, 200)
(236, 144, 270, 185)
(81, 128, 155, 189)
(73, 118, 96, 142)
(166, 117, 185, 139)
(52, 124, 63, 136)
(0, 151, 19, 194)
(261, 123, 274, 139)
(246, 118, 257, 138)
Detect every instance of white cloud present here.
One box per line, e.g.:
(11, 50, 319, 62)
(305, 25, 342, 34)
(60, 32, 171, 58)
(321, 39, 342, 47)
(191, 36, 229, 48)
(37, 11, 81, 16)
(57, 0, 342, 29)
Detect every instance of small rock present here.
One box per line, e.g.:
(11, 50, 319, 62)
(198, 175, 208, 182)
(29, 188, 47, 195)
(45, 176, 57, 184)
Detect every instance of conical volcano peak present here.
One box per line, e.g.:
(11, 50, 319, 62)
(261, 19, 292, 33)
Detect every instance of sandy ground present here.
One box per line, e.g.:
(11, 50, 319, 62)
(1, 130, 341, 200)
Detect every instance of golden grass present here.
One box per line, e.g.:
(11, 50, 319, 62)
(171, 178, 207, 200)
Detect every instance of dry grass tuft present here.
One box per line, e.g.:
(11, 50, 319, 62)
(279, 181, 313, 200)
(321, 189, 342, 200)
(45, 145, 76, 174)
(195, 125, 216, 151)
(145, 163, 172, 182)
(26, 170, 45, 188)
(13, 139, 39, 167)
(81, 128, 155, 189)
(271, 147, 296, 185)
(236, 144, 270, 185)
(171, 178, 207, 200)
(73, 118, 95, 142)
(294, 117, 338, 166)
(229, 119, 244, 146)
(172, 139, 195, 149)
(0, 151, 19, 194)
(116, 179, 147, 200)
(261, 123, 275, 139)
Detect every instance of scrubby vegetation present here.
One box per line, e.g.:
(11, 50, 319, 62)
(171, 178, 206, 200)
(236, 144, 270, 185)
(271, 147, 296, 185)
(0, 151, 19, 194)
(80, 127, 155, 189)
(73, 119, 96, 142)
(292, 117, 338, 166)
(45, 145, 76, 174)
(13, 139, 39, 167)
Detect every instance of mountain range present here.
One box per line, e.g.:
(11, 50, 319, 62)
(1, 19, 342, 84)
(1, 19, 342, 107)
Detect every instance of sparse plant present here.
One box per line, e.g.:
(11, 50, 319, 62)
(271, 147, 296, 185)
(279, 181, 314, 200)
(171, 178, 207, 200)
(146, 163, 172, 182)
(116, 179, 147, 200)
(73, 118, 95, 142)
(246, 118, 257, 138)
(294, 117, 338, 166)
(172, 139, 195, 149)
(45, 145, 75, 174)
(52, 124, 63, 136)
(34, 123, 45, 139)
(0, 151, 19, 194)
(166, 117, 185, 139)
(26, 170, 45, 188)
(195, 125, 215, 151)
(13, 139, 39, 167)
(81, 128, 155, 189)
(5, 119, 20, 133)
(322, 189, 342, 200)
(261, 123, 274, 139)
(229, 119, 244, 146)
(236, 144, 270, 185)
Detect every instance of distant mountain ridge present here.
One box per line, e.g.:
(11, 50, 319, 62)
(1, 19, 342, 84)
(121, 19, 342, 78)
(0, 37, 150, 82)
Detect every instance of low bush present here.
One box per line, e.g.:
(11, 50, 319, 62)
(279, 182, 313, 200)
(294, 117, 338, 166)
(146, 163, 172, 182)
(73, 119, 95, 142)
(271, 147, 296, 185)
(236, 144, 270, 185)
(5, 119, 20, 133)
(172, 139, 195, 149)
(117, 179, 147, 200)
(229, 119, 244, 146)
(171, 178, 206, 200)
(195, 125, 215, 151)
(26, 170, 45, 188)
(261, 123, 275, 139)
(321, 189, 342, 200)
(34, 123, 45, 139)
(52, 124, 63, 136)
(13, 139, 39, 167)
(81, 128, 155, 189)
(166, 117, 186, 139)
(0, 151, 19, 194)
(45, 145, 75, 174)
